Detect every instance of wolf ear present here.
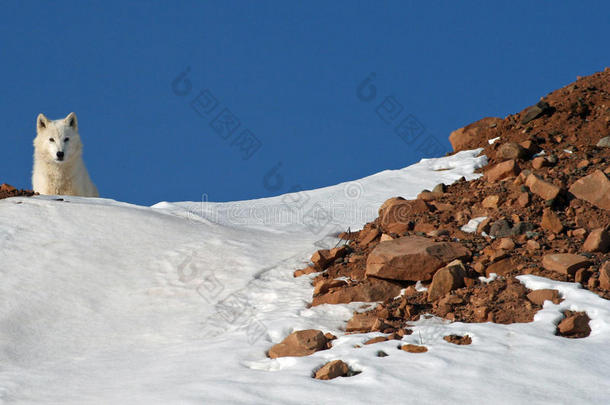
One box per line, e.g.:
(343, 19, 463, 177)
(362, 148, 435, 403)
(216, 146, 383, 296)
(65, 112, 78, 131)
(37, 113, 49, 131)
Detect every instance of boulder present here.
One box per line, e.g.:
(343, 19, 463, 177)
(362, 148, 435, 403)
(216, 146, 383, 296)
(427, 260, 465, 301)
(599, 261, 610, 290)
(526, 174, 561, 201)
(449, 117, 503, 152)
(521, 101, 553, 124)
(485, 159, 520, 182)
(312, 278, 402, 306)
(314, 360, 350, 380)
(569, 170, 610, 210)
(542, 254, 591, 276)
(582, 228, 610, 252)
(268, 330, 329, 358)
(526, 289, 561, 306)
(557, 312, 591, 338)
(366, 236, 471, 282)
(541, 209, 563, 234)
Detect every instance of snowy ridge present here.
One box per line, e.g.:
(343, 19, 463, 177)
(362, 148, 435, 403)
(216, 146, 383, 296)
(1, 149, 609, 404)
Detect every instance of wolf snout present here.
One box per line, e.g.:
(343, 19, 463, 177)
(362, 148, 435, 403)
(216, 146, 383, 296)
(56, 151, 64, 160)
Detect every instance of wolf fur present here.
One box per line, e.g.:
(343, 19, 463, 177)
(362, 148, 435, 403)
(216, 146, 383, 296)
(32, 112, 98, 197)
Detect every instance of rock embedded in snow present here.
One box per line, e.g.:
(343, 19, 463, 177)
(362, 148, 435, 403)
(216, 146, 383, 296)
(312, 278, 402, 306)
(311, 246, 350, 270)
(267, 330, 329, 358)
(314, 360, 350, 380)
(443, 335, 472, 345)
(542, 253, 591, 276)
(427, 260, 466, 302)
(569, 170, 610, 210)
(557, 311, 591, 338)
(346, 313, 383, 333)
(526, 289, 562, 306)
(400, 344, 428, 353)
(366, 236, 471, 282)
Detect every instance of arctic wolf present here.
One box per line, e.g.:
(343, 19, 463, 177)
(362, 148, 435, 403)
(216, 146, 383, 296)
(32, 112, 99, 197)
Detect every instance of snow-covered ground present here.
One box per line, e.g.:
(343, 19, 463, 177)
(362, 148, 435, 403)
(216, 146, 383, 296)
(1, 149, 609, 404)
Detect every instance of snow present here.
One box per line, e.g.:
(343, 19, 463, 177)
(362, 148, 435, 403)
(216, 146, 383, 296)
(1, 148, 609, 404)
(488, 136, 500, 145)
(461, 216, 488, 233)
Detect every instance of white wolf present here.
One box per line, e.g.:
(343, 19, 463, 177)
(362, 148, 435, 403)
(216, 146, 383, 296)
(32, 112, 99, 197)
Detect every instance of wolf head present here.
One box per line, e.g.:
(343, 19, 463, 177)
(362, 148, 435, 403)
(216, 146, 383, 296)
(34, 112, 83, 164)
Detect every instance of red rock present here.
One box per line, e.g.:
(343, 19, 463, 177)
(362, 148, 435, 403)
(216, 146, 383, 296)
(476, 217, 492, 234)
(427, 260, 465, 302)
(525, 174, 561, 201)
(0, 183, 17, 192)
(526, 289, 561, 305)
(542, 254, 591, 275)
(526, 240, 540, 251)
(498, 238, 515, 250)
(379, 198, 431, 231)
(482, 195, 501, 209)
(314, 360, 350, 380)
(312, 278, 402, 306)
(583, 228, 610, 252)
(485, 160, 520, 182)
(359, 227, 380, 246)
(294, 265, 318, 277)
(599, 261, 610, 290)
(364, 336, 389, 345)
(366, 236, 471, 282)
(313, 278, 348, 295)
(380, 234, 394, 242)
(449, 117, 503, 152)
(569, 170, 610, 210)
(400, 344, 428, 353)
(541, 209, 563, 233)
(268, 330, 329, 358)
(311, 246, 349, 270)
(385, 222, 410, 235)
(485, 258, 515, 277)
(497, 142, 528, 160)
(557, 312, 591, 338)
(531, 156, 547, 169)
(346, 313, 382, 333)
(517, 192, 530, 208)
(574, 268, 591, 284)
(443, 335, 472, 345)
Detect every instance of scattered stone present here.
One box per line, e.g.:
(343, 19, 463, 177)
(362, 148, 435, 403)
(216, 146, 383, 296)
(526, 289, 562, 306)
(498, 238, 515, 250)
(542, 254, 591, 276)
(312, 278, 403, 306)
(525, 174, 561, 201)
(521, 100, 553, 125)
(482, 195, 502, 209)
(582, 228, 610, 252)
(366, 236, 471, 282)
(427, 260, 466, 302)
(569, 170, 610, 210)
(400, 344, 428, 353)
(485, 159, 520, 182)
(596, 136, 610, 148)
(541, 209, 563, 234)
(449, 117, 503, 152)
(268, 330, 329, 358)
(359, 227, 380, 246)
(364, 336, 389, 345)
(497, 142, 529, 160)
(556, 311, 591, 338)
(531, 156, 547, 169)
(294, 265, 318, 277)
(313, 278, 348, 295)
(346, 313, 382, 333)
(599, 262, 610, 290)
(443, 335, 472, 345)
(314, 360, 350, 380)
(485, 258, 515, 277)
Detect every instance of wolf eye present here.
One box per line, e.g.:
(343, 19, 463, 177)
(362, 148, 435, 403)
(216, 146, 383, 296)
(49, 138, 55, 142)
(64, 138, 70, 142)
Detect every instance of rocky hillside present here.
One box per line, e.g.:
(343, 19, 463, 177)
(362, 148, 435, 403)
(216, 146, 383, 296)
(279, 68, 610, 378)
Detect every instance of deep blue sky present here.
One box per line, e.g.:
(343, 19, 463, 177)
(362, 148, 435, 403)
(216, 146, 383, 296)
(2, 1, 608, 205)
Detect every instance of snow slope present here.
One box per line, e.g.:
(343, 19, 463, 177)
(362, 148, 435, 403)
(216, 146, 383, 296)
(1, 149, 609, 404)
